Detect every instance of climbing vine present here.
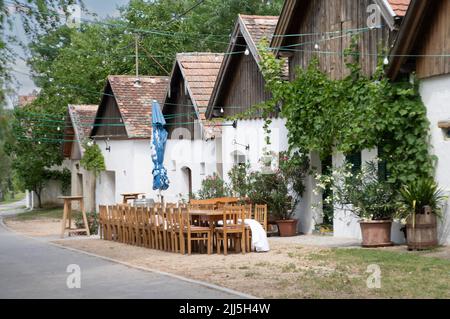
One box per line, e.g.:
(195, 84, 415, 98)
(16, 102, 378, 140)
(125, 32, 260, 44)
(80, 141, 106, 176)
(255, 38, 435, 187)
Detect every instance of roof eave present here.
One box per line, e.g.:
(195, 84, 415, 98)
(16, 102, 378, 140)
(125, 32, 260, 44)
(386, 0, 431, 80)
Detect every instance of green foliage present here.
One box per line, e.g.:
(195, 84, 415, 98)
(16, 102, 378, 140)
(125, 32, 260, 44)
(397, 179, 447, 219)
(241, 152, 309, 220)
(80, 141, 106, 176)
(197, 173, 230, 199)
(228, 163, 251, 198)
(75, 212, 99, 234)
(257, 39, 435, 188)
(51, 168, 71, 195)
(6, 107, 64, 208)
(316, 162, 398, 221)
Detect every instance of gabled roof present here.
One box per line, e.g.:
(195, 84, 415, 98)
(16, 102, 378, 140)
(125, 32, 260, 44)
(386, 0, 437, 79)
(206, 14, 280, 119)
(70, 104, 99, 140)
(387, 0, 411, 17)
(166, 53, 224, 121)
(63, 104, 98, 157)
(271, 0, 411, 53)
(97, 75, 169, 139)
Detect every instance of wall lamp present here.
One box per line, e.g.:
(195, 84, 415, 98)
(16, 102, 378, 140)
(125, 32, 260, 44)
(105, 138, 111, 152)
(233, 139, 250, 151)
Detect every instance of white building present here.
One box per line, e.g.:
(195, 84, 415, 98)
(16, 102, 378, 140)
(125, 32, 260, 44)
(90, 75, 169, 208)
(62, 104, 98, 212)
(162, 53, 224, 203)
(387, 0, 450, 244)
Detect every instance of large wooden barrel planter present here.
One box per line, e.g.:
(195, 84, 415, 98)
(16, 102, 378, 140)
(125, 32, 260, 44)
(406, 207, 438, 250)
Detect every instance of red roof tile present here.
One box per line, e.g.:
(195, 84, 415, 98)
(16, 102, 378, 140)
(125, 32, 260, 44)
(176, 53, 224, 117)
(108, 75, 169, 138)
(387, 0, 411, 17)
(68, 104, 99, 141)
(239, 14, 279, 47)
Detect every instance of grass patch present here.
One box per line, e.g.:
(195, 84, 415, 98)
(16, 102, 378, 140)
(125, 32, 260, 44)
(295, 248, 450, 298)
(0, 192, 25, 205)
(10, 207, 81, 221)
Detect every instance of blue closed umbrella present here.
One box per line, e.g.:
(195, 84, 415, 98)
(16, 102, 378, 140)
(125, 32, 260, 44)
(151, 100, 170, 191)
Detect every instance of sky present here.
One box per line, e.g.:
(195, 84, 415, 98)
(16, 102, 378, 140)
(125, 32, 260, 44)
(7, 0, 129, 107)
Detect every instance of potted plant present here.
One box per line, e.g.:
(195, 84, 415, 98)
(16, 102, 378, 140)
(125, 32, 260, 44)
(247, 151, 309, 237)
(317, 161, 397, 247)
(397, 179, 446, 250)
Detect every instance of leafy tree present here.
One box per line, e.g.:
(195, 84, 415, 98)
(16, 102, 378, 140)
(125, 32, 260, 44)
(5, 106, 64, 208)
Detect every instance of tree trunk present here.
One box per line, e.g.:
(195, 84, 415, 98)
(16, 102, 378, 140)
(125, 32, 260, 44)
(35, 189, 43, 209)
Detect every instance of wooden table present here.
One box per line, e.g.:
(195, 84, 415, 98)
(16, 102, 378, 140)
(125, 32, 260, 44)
(120, 193, 144, 204)
(58, 196, 90, 238)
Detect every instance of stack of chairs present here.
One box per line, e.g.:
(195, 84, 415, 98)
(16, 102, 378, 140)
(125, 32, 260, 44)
(98, 202, 268, 255)
(99, 203, 212, 255)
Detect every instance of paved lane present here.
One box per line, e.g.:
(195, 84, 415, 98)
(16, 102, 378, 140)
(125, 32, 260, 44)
(0, 202, 242, 299)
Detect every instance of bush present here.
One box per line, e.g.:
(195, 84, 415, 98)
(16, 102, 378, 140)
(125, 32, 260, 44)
(245, 151, 310, 220)
(197, 173, 230, 199)
(75, 212, 98, 234)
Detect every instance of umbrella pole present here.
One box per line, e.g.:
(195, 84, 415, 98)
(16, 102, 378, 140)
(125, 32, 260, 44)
(159, 189, 164, 207)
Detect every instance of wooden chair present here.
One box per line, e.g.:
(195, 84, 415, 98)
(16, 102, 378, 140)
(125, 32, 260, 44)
(106, 205, 114, 241)
(172, 207, 185, 254)
(99, 205, 109, 240)
(254, 204, 268, 231)
(243, 204, 253, 253)
(166, 207, 181, 253)
(215, 206, 246, 255)
(134, 206, 147, 247)
(149, 207, 161, 250)
(140, 207, 152, 248)
(181, 207, 212, 255)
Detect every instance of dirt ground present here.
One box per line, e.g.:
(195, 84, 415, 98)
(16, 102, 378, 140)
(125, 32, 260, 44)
(6, 216, 450, 298)
(5, 219, 61, 237)
(54, 238, 328, 298)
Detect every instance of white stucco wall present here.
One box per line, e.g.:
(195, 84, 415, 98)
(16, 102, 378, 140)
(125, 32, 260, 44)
(95, 139, 158, 207)
(69, 159, 96, 212)
(220, 118, 319, 234)
(220, 118, 290, 184)
(420, 74, 450, 244)
(94, 136, 218, 207)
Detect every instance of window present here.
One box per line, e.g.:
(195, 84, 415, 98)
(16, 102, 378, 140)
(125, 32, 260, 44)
(200, 162, 206, 175)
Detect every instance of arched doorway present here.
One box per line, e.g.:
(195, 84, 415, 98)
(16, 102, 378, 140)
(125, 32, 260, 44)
(181, 167, 192, 197)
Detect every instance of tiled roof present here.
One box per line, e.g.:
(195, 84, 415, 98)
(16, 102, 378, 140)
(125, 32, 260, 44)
(239, 14, 279, 49)
(69, 104, 99, 142)
(239, 15, 289, 79)
(177, 53, 224, 120)
(108, 75, 169, 138)
(387, 0, 411, 17)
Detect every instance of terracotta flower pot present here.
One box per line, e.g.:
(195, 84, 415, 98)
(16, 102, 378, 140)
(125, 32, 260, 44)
(359, 220, 393, 248)
(276, 219, 298, 237)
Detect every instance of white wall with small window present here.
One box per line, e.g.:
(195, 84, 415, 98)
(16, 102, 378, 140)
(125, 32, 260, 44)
(420, 74, 450, 244)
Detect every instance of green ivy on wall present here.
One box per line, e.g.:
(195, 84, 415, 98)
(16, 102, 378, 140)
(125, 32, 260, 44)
(255, 38, 435, 187)
(80, 141, 106, 176)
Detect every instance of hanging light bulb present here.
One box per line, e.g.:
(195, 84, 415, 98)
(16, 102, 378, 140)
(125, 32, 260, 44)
(244, 48, 250, 56)
(383, 57, 389, 65)
(220, 107, 224, 114)
(314, 43, 320, 50)
(57, 126, 61, 131)
(133, 78, 142, 88)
